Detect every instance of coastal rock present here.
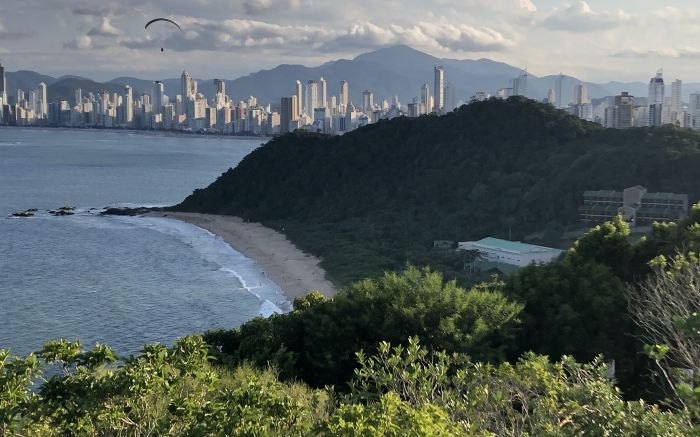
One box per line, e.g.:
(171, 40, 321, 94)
(11, 209, 35, 218)
(101, 207, 160, 216)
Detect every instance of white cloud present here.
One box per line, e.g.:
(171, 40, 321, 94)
(539, 1, 630, 32)
(518, 0, 536, 13)
(119, 16, 513, 55)
(63, 35, 96, 50)
(87, 17, 122, 37)
(612, 48, 700, 59)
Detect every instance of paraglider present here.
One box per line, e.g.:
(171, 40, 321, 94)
(144, 18, 181, 52)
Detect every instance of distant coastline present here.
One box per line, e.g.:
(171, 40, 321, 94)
(0, 125, 272, 142)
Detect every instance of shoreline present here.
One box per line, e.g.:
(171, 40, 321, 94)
(147, 212, 338, 301)
(0, 125, 272, 142)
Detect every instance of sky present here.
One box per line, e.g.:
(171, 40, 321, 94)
(0, 0, 699, 83)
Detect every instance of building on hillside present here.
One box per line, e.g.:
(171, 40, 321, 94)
(457, 237, 563, 267)
(579, 185, 689, 226)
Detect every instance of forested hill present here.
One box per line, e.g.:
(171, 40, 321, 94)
(175, 97, 700, 284)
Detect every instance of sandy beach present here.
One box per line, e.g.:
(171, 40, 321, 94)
(148, 212, 338, 301)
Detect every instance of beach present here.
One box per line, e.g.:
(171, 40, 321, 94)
(150, 212, 338, 301)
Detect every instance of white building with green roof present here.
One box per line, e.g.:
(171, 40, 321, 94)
(458, 237, 563, 267)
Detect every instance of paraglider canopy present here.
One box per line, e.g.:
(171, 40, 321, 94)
(144, 18, 181, 31)
(144, 18, 181, 52)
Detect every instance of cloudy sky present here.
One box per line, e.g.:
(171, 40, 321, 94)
(0, 0, 698, 82)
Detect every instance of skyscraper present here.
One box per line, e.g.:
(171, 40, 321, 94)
(433, 66, 444, 113)
(319, 77, 327, 108)
(546, 89, 556, 105)
(181, 70, 194, 100)
(305, 80, 318, 115)
(607, 92, 634, 129)
(280, 95, 298, 133)
(671, 79, 682, 113)
(123, 85, 133, 124)
(555, 73, 564, 108)
(214, 79, 225, 96)
(362, 90, 374, 113)
(648, 69, 665, 127)
(295, 80, 303, 116)
(340, 80, 349, 108)
(37, 82, 47, 118)
(420, 83, 430, 114)
(689, 92, 700, 129)
(152, 81, 164, 115)
(75, 88, 82, 106)
(512, 71, 527, 98)
(573, 83, 588, 105)
(445, 83, 456, 113)
(0, 60, 6, 103)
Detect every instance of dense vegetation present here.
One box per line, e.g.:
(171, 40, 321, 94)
(176, 97, 700, 285)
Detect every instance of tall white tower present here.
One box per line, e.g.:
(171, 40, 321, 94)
(671, 79, 682, 113)
(433, 65, 444, 113)
(573, 83, 589, 105)
(181, 70, 194, 100)
(123, 85, 133, 124)
(555, 73, 564, 108)
(319, 77, 327, 108)
(420, 83, 430, 114)
(305, 80, 318, 115)
(340, 80, 349, 108)
(295, 80, 303, 116)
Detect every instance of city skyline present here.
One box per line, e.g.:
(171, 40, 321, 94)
(2, 1, 700, 82)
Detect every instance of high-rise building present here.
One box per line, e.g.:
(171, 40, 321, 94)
(37, 82, 47, 119)
(671, 79, 682, 113)
(181, 70, 194, 100)
(305, 80, 318, 116)
(546, 89, 556, 105)
(295, 80, 303, 116)
(340, 80, 349, 108)
(123, 85, 133, 124)
(607, 92, 634, 129)
(319, 77, 327, 108)
(433, 66, 444, 113)
(573, 83, 589, 105)
(152, 81, 164, 115)
(555, 73, 564, 108)
(0, 60, 6, 103)
(689, 92, 700, 130)
(280, 95, 298, 133)
(214, 79, 225, 96)
(445, 83, 456, 113)
(512, 71, 527, 97)
(420, 83, 430, 114)
(648, 69, 665, 127)
(362, 90, 374, 113)
(75, 88, 82, 106)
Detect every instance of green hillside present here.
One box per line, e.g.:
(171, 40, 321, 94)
(175, 97, 700, 285)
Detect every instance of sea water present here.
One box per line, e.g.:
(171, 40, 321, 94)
(0, 128, 290, 357)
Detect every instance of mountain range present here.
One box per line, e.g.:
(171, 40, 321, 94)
(6, 45, 700, 107)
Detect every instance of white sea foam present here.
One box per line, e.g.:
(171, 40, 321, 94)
(109, 215, 291, 315)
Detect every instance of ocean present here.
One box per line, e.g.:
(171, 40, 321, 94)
(0, 128, 290, 357)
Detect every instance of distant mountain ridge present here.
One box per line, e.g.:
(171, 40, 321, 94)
(6, 45, 700, 106)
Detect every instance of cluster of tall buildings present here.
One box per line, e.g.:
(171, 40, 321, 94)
(3, 59, 699, 134)
(601, 70, 693, 129)
(280, 65, 458, 134)
(0, 62, 460, 135)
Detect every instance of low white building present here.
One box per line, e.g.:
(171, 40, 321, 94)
(458, 237, 563, 267)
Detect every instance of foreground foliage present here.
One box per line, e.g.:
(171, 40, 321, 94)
(204, 266, 522, 388)
(1, 336, 691, 436)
